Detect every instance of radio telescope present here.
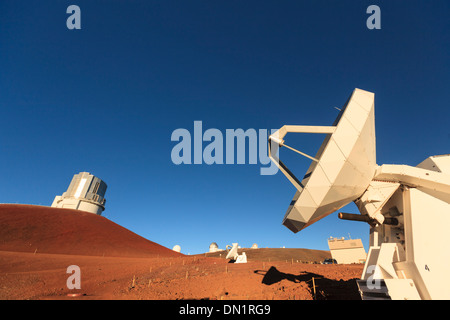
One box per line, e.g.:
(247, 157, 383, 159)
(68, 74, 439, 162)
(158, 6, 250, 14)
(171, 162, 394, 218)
(269, 88, 450, 300)
(225, 243, 247, 263)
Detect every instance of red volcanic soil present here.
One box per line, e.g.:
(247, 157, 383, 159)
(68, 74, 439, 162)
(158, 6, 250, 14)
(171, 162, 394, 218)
(0, 251, 363, 300)
(0, 204, 364, 300)
(0, 204, 181, 258)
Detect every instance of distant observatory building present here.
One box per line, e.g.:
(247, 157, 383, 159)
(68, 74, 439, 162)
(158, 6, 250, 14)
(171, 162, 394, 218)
(327, 237, 366, 264)
(172, 245, 181, 253)
(209, 242, 221, 253)
(51, 172, 107, 215)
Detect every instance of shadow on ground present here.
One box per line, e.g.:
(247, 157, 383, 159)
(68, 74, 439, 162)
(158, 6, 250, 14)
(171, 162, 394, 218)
(254, 266, 361, 300)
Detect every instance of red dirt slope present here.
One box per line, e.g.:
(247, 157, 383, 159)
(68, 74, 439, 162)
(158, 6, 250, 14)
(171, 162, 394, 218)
(0, 204, 182, 258)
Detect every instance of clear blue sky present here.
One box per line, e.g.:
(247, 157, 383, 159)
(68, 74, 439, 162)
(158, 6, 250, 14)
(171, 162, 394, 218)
(1, 1, 449, 254)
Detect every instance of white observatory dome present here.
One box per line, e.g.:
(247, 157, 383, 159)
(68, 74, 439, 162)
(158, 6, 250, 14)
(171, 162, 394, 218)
(251, 243, 258, 249)
(51, 172, 107, 215)
(209, 242, 219, 252)
(172, 245, 181, 252)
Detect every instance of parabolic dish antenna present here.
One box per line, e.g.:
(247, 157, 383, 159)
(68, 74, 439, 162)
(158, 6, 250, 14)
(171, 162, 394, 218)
(269, 88, 450, 299)
(225, 243, 247, 263)
(269, 88, 376, 233)
(225, 243, 239, 260)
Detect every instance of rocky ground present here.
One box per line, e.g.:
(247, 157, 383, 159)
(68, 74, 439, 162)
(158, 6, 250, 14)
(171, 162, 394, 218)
(0, 250, 363, 300)
(0, 204, 364, 300)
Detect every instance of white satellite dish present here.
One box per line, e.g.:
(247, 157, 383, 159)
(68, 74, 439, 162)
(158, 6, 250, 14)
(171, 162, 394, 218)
(269, 88, 450, 300)
(225, 243, 238, 260)
(225, 243, 247, 263)
(269, 88, 376, 232)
